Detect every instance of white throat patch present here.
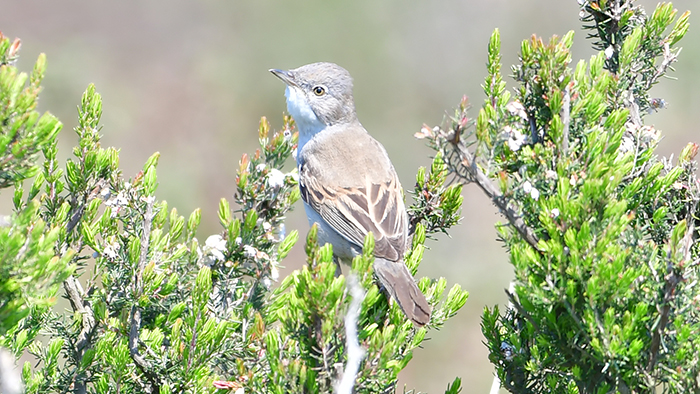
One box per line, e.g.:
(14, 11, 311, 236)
(285, 86, 326, 155)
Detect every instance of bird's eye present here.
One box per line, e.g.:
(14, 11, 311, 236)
(312, 86, 326, 96)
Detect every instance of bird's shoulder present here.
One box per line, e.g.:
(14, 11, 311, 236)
(298, 123, 394, 187)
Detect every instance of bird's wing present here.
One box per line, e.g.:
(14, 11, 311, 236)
(299, 163, 407, 262)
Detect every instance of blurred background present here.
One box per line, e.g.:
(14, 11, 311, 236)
(1, 1, 698, 392)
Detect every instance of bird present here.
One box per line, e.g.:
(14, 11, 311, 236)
(270, 62, 431, 326)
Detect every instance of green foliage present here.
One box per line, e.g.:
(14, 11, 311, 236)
(409, 151, 464, 236)
(0, 34, 61, 189)
(443, 377, 462, 394)
(0, 35, 467, 394)
(581, 0, 689, 112)
(0, 200, 74, 335)
(0, 33, 74, 339)
(425, 1, 699, 393)
(263, 224, 467, 394)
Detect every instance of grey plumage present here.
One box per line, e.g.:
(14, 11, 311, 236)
(271, 62, 431, 326)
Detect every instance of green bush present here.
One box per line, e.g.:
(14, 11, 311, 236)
(421, 1, 699, 393)
(2, 1, 699, 393)
(0, 33, 466, 394)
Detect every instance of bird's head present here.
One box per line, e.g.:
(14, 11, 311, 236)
(270, 62, 357, 130)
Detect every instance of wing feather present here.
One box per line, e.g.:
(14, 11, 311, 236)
(299, 163, 407, 262)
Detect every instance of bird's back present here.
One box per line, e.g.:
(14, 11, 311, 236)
(298, 123, 396, 189)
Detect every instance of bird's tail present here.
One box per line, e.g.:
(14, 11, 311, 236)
(373, 258, 431, 326)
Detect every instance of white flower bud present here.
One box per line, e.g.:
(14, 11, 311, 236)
(267, 169, 286, 189)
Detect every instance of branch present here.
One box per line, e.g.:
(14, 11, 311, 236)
(445, 134, 542, 251)
(560, 86, 570, 158)
(334, 275, 366, 394)
(646, 251, 681, 373)
(647, 201, 697, 373)
(63, 276, 96, 394)
(644, 42, 679, 91)
(128, 197, 160, 392)
(135, 197, 154, 286)
(129, 306, 150, 371)
(505, 287, 540, 333)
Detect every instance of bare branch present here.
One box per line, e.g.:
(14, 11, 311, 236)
(128, 197, 160, 392)
(334, 275, 366, 394)
(647, 201, 697, 373)
(560, 86, 570, 158)
(63, 276, 95, 394)
(129, 306, 151, 371)
(446, 134, 542, 251)
(645, 43, 680, 91)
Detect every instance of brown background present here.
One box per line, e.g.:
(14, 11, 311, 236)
(2, 1, 698, 392)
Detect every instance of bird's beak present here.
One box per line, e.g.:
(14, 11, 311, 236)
(269, 69, 299, 88)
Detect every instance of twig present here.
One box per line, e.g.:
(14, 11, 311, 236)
(129, 306, 152, 372)
(61, 181, 110, 393)
(528, 114, 538, 144)
(66, 193, 86, 235)
(644, 43, 679, 91)
(626, 91, 643, 128)
(135, 197, 154, 288)
(63, 276, 96, 394)
(334, 275, 366, 394)
(505, 287, 540, 332)
(646, 250, 681, 373)
(128, 197, 160, 392)
(560, 86, 570, 158)
(646, 201, 696, 373)
(449, 138, 542, 251)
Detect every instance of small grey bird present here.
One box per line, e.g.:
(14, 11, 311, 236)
(270, 62, 431, 326)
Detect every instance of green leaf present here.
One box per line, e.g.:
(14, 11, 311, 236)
(444, 377, 462, 394)
(186, 208, 201, 238)
(277, 229, 298, 261)
(193, 266, 212, 310)
(218, 198, 232, 227)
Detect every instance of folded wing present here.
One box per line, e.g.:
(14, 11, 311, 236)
(299, 165, 407, 261)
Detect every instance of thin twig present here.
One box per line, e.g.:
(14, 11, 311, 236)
(449, 138, 542, 251)
(334, 275, 366, 394)
(128, 197, 160, 392)
(644, 43, 679, 91)
(65, 197, 84, 235)
(528, 114, 538, 144)
(646, 251, 680, 373)
(646, 201, 696, 373)
(135, 197, 154, 289)
(63, 276, 96, 394)
(560, 86, 570, 158)
(505, 288, 540, 332)
(62, 181, 108, 393)
(129, 306, 151, 371)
